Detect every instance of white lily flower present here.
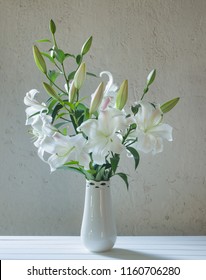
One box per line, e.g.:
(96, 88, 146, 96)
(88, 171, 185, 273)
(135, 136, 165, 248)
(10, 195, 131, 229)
(31, 114, 55, 147)
(24, 89, 55, 160)
(29, 113, 57, 162)
(99, 71, 118, 110)
(131, 101, 173, 154)
(77, 108, 127, 165)
(40, 132, 90, 171)
(24, 89, 48, 125)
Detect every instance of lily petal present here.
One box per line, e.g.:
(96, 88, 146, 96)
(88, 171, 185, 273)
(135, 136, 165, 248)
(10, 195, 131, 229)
(149, 123, 173, 141)
(131, 101, 173, 155)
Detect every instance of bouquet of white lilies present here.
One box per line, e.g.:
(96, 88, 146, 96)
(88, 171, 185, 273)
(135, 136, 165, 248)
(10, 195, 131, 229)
(24, 20, 179, 188)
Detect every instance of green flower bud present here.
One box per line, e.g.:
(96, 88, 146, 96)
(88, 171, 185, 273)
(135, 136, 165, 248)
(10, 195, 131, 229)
(81, 36, 93, 56)
(33, 45, 47, 74)
(50, 19, 56, 34)
(115, 80, 128, 110)
(161, 97, 180, 113)
(43, 82, 62, 103)
(147, 69, 156, 86)
(74, 62, 86, 90)
(89, 82, 104, 114)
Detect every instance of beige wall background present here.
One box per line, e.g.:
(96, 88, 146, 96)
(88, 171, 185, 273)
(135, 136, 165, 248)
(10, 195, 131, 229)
(0, 0, 206, 236)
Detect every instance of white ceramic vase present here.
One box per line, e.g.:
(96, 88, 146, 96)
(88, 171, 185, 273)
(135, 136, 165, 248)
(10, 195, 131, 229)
(80, 180, 117, 252)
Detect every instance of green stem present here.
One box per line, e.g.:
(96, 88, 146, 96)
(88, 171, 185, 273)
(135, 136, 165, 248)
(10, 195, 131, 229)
(59, 103, 79, 134)
(122, 129, 131, 145)
(52, 34, 58, 48)
(140, 86, 148, 100)
(52, 33, 68, 88)
(125, 138, 137, 147)
(70, 114, 78, 133)
(54, 61, 62, 72)
(46, 74, 67, 95)
(49, 32, 80, 136)
(76, 89, 79, 102)
(60, 116, 71, 122)
(122, 125, 137, 145)
(61, 63, 69, 91)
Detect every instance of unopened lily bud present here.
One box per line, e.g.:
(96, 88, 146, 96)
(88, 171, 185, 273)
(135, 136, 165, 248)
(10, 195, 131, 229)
(74, 62, 86, 90)
(68, 81, 77, 103)
(89, 82, 104, 114)
(49, 19, 56, 34)
(161, 97, 180, 113)
(147, 69, 156, 86)
(33, 45, 47, 74)
(115, 80, 128, 110)
(81, 36, 93, 56)
(43, 82, 62, 103)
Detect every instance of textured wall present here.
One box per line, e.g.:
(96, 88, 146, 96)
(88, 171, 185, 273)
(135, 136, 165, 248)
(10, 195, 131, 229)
(0, 0, 206, 236)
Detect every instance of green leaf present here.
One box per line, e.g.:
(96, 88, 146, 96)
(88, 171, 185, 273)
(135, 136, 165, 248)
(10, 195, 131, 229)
(81, 36, 93, 55)
(161, 97, 180, 113)
(65, 53, 76, 59)
(131, 104, 140, 115)
(64, 161, 79, 166)
(110, 154, 120, 174)
(87, 72, 98, 78)
(76, 54, 82, 65)
(43, 82, 62, 103)
(33, 45, 47, 74)
(54, 48, 65, 64)
(76, 102, 87, 111)
(51, 103, 63, 122)
(48, 70, 61, 83)
(126, 146, 140, 169)
(50, 19, 56, 34)
(74, 103, 90, 124)
(147, 69, 156, 86)
(129, 123, 137, 131)
(55, 112, 69, 120)
(68, 71, 76, 81)
(47, 99, 58, 113)
(115, 173, 129, 190)
(61, 127, 68, 136)
(36, 39, 51, 43)
(103, 169, 110, 181)
(95, 166, 106, 181)
(81, 169, 95, 180)
(41, 52, 55, 63)
(63, 101, 75, 111)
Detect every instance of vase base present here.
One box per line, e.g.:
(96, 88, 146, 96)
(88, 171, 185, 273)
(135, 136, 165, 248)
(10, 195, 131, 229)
(81, 237, 116, 253)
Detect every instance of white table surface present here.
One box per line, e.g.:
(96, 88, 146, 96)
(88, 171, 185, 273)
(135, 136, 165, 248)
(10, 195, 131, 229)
(0, 236, 206, 260)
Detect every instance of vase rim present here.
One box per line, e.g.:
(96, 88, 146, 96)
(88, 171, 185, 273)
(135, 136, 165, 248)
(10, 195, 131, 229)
(86, 179, 110, 183)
